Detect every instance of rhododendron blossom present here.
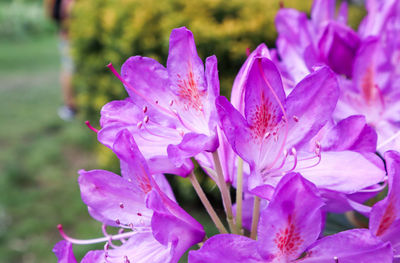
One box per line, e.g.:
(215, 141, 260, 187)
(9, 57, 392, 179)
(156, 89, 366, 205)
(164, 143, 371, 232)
(54, 2, 400, 261)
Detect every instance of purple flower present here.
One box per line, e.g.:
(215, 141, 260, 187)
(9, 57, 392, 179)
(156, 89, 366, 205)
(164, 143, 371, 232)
(275, 0, 400, 153)
(216, 56, 385, 198)
(98, 27, 220, 176)
(189, 173, 393, 262)
(54, 130, 205, 263)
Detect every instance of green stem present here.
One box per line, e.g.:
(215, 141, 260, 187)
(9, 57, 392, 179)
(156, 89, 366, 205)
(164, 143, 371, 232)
(188, 171, 228, 234)
(235, 157, 244, 234)
(250, 196, 261, 240)
(212, 151, 237, 234)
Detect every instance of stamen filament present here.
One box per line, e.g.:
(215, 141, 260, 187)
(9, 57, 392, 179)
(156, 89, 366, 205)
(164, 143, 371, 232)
(235, 157, 244, 234)
(85, 121, 99, 133)
(377, 130, 400, 150)
(188, 171, 228, 234)
(250, 196, 261, 240)
(212, 151, 237, 234)
(57, 224, 142, 245)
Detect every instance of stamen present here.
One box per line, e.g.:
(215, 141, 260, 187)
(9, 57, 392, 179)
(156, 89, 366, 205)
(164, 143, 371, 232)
(169, 100, 174, 106)
(143, 106, 148, 113)
(101, 224, 118, 248)
(57, 224, 139, 245)
(124, 256, 131, 263)
(107, 63, 175, 118)
(358, 178, 388, 193)
(292, 115, 299, 122)
(85, 121, 99, 133)
(334, 256, 339, 263)
(377, 130, 400, 150)
(137, 121, 143, 129)
(120, 203, 124, 209)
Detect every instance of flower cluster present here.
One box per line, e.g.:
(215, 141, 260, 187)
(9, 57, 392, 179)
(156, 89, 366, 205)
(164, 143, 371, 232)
(54, 1, 400, 262)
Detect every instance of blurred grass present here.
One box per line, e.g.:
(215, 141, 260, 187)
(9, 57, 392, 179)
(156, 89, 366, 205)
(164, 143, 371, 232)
(0, 34, 103, 262)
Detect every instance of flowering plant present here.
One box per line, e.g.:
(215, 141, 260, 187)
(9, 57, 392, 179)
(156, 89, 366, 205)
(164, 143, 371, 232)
(54, 1, 400, 262)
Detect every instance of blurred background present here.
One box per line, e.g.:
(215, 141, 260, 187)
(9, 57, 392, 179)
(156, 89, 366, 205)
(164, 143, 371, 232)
(0, 0, 365, 262)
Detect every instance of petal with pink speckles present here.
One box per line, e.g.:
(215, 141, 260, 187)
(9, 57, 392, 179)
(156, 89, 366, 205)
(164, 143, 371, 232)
(78, 169, 152, 228)
(244, 58, 285, 141)
(257, 173, 324, 261)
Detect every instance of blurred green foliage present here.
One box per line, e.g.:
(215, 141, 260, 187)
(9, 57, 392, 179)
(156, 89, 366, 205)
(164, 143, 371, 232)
(0, 1, 55, 40)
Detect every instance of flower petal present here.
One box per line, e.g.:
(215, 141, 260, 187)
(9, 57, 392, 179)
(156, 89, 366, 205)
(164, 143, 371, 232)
(370, 151, 400, 238)
(147, 189, 205, 263)
(318, 22, 360, 77)
(244, 58, 285, 140)
(285, 66, 339, 149)
(52, 241, 77, 263)
(78, 169, 151, 228)
(121, 56, 174, 108)
(81, 232, 173, 263)
(298, 151, 385, 193)
(188, 234, 263, 263)
(300, 229, 393, 263)
(257, 173, 324, 261)
(216, 96, 259, 166)
(321, 115, 377, 152)
(231, 43, 271, 114)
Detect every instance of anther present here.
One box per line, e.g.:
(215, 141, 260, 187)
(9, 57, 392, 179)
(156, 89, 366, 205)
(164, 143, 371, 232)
(143, 106, 148, 113)
(169, 100, 174, 106)
(155, 100, 159, 104)
(124, 256, 131, 263)
(293, 115, 299, 122)
(334, 256, 339, 263)
(120, 203, 124, 209)
(115, 219, 120, 225)
(137, 212, 142, 216)
(137, 121, 143, 129)
(144, 116, 149, 123)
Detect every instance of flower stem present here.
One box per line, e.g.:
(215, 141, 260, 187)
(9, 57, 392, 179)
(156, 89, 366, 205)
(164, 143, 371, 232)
(212, 151, 236, 234)
(235, 157, 244, 234)
(250, 196, 261, 240)
(188, 171, 228, 234)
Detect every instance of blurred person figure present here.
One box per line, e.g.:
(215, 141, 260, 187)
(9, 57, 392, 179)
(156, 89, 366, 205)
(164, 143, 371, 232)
(45, 0, 76, 120)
